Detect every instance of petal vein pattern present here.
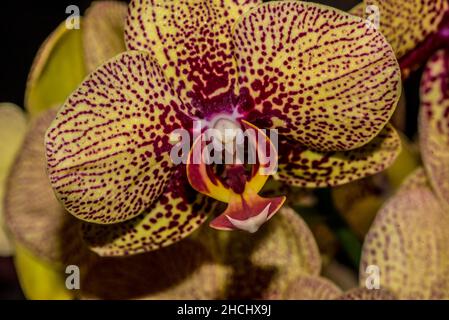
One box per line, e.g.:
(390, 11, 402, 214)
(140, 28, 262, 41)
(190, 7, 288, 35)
(125, 0, 261, 116)
(233, 1, 401, 151)
(46, 51, 185, 224)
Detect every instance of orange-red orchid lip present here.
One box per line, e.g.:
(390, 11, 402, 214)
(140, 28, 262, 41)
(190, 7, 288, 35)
(186, 119, 285, 232)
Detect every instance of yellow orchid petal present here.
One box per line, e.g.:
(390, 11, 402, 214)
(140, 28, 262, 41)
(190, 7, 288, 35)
(198, 207, 322, 299)
(4, 108, 85, 263)
(25, 21, 85, 116)
(14, 244, 73, 300)
(365, 0, 448, 58)
(81, 166, 214, 256)
(277, 124, 401, 188)
(419, 49, 449, 209)
(234, 1, 401, 151)
(83, 1, 127, 73)
(46, 51, 185, 224)
(338, 288, 396, 300)
(79, 237, 228, 299)
(360, 168, 449, 299)
(0, 103, 27, 256)
(125, 0, 261, 108)
(282, 275, 342, 300)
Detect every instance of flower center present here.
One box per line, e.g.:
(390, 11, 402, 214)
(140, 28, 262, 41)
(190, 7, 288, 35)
(186, 120, 285, 233)
(212, 117, 241, 145)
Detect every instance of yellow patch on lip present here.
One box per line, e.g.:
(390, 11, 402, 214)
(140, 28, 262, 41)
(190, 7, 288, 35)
(187, 120, 285, 232)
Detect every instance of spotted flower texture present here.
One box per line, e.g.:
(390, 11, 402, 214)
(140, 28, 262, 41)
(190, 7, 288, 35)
(1, 115, 393, 299)
(344, 0, 449, 299)
(44, 0, 401, 256)
(352, 0, 449, 77)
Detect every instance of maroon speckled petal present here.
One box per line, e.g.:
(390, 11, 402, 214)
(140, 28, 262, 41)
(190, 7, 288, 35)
(359, 168, 449, 299)
(125, 0, 261, 116)
(276, 124, 401, 188)
(365, 0, 448, 59)
(233, 1, 401, 151)
(4, 108, 84, 263)
(419, 49, 449, 209)
(46, 51, 186, 224)
(81, 166, 215, 256)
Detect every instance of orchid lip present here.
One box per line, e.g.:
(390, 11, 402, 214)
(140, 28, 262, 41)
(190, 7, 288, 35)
(186, 120, 284, 232)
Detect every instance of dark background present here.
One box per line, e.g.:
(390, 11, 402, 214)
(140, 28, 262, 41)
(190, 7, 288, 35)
(1, 1, 94, 106)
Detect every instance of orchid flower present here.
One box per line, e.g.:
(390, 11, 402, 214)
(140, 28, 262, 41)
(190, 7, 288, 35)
(2, 107, 394, 299)
(0, 1, 127, 255)
(0, 1, 127, 296)
(44, 0, 402, 257)
(3, 108, 322, 299)
(359, 49, 449, 299)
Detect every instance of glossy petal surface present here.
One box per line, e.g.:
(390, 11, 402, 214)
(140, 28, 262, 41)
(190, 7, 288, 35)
(81, 166, 213, 256)
(25, 21, 85, 116)
(360, 168, 449, 299)
(0, 103, 27, 256)
(365, 0, 448, 58)
(83, 1, 127, 73)
(277, 124, 401, 187)
(234, 1, 401, 151)
(125, 0, 260, 112)
(46, 51, 183, 224)
(419, 49, 449, 209)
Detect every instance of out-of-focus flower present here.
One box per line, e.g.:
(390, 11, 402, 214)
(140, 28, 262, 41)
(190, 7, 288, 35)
(350, 0, 449, 78)
(44, 0, 401, 257)
(25, 1, 127, 117)
(0, 104, 26, 256)
(4, 110, 324, 299)
(332, 133, 419, 239)
(1, 0, 127, 254)
(359, 50, 449, 299)
(0, 0, 128, 298)
(2, 110, 396, 299)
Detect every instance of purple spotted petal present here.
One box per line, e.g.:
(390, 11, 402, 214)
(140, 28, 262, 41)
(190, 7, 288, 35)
(46, 51, 186, 224)
(419, 49, 449, 209)
(81, 166, 215, 256)
(233, 1, 401, 151)
(125, 0, 261, 117)
(277, 124, 401, 187)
